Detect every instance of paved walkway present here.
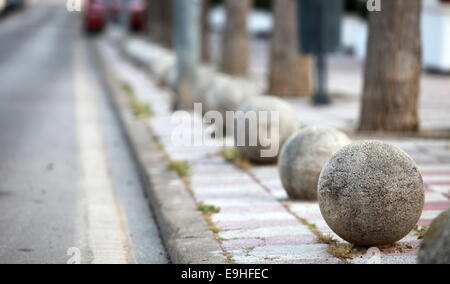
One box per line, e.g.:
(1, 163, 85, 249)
(99, 38, 450, 264)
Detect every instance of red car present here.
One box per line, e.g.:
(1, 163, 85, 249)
(84, 0, 107, 33)
(129, 0, 147, 32)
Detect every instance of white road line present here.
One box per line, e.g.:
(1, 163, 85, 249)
(74, 40, 130, 264)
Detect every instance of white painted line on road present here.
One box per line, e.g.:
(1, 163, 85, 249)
(74, 40, 130, 264)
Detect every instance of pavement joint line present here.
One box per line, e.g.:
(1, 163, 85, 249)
(280, 202, 354, 263)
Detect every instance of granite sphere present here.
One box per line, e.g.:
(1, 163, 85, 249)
(235, 96, 300, 164)
(279, 127, 351, 201)
(318, 141, 425, 246)
(418, 209, 450, 264)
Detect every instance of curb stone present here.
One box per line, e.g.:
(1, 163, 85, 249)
(93, 44, 227, 264)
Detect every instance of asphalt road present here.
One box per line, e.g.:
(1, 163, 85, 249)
(0, 1, 168, 264)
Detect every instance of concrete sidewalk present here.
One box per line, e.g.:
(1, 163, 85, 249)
(97, 36, 450, 264)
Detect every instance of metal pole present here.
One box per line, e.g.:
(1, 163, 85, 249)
(313, 1, 329, 105)
(120, 0, 130, 30)
(174, 0, 199, 110)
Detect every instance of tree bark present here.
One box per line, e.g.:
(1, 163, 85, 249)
(221, 0, 252, 76)
(148, 0, 173, 48)
(268, 0, 313, 97)
(160, 0, 174, 48)
(359, 0, 422, 132)
(148, 0, 162, 41)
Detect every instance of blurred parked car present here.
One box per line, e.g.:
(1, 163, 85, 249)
(128, 0, 147, 32)
(84, 0, 107, 33)
(1, 0, 26, 13)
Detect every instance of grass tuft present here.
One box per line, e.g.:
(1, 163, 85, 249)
(197, 202, 221, 216)
(219, 147, 252, 171)
(414, 225, 428, 239)
(121, 82, 153, 119)
(222, 251, 235, 264)
(168, 160, 190, 179)
(327, 243, 357, 261)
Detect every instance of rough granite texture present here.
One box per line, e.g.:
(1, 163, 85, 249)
(418, 209, 450, 264)
(318, 141, 425, 246)
(279, 127, 351, 201)
(235, 96, 300, 164)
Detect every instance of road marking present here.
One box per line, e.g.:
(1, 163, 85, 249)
(74, 40, 130, 264)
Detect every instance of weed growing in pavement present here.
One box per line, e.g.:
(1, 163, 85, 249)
(414, 225, 429, 239)
(168, 160, 190, 179)
(121, 82, 153, 120)
(219, 147, 252, 171)
(327, 243, 357, 262)
(282, 202, 363, 263)
(222, 251, 235, 264)
(197, 202, 221, 216)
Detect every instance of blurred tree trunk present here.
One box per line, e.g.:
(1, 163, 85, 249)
(148, 0, 173, 48)
(268, 0, 313, 97)
(160, 0, 174, 48)
(148, 0, 162, 41)
(359, 0, 422, 132)
(201, 0, 211, 63)
(221, 0, 252, 76)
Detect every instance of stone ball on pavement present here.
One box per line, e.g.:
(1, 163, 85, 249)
(235, 96, 300, 164)
(207, 77, 261, 136)
(160, 64, 177, 89)
(194, 67, 216, 107)
(206, 76, 260, 115)
(279, 127, 351, 201)
(318, 141, 425, 246)
(203, 74, 232, 113)
(151, 55, 175, 82)
(418, 209, 450, 264)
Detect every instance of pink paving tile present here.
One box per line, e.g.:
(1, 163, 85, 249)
(423, 201, 450, 211)
(216, 219, 300, 231)
(191, 179, 259, 186)
(220, 235, 320, 251)
(418, 219, 434, 226)
(196, 192, 274, 200)
(263, 235, 318, 246)
(218, 204, 286, 214)
(424, 181, 450, 186)
(248, 258, 341, 264)
(221, 239, 265, 251)
(421, 171, 450, 175)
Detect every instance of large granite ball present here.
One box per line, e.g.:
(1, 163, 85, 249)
(279, 127, 351, 201)
(160, 64, 177, 89)
(203, 74, 232, 113)
(318, 141, 425, 246)
(207, 77, 261, 135)
(151, 55, 175, 82)
(418, 209, 450, 264)
(194, 67, 216, 106)
(235, 96, 300, 164)
(206, 77, 260, 115)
